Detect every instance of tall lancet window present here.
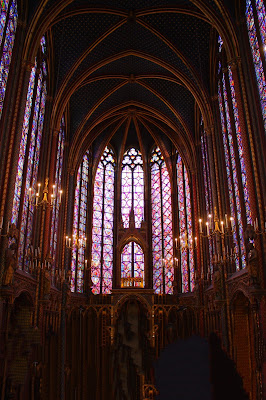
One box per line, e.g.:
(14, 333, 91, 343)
(176, 155, 194, 293)
(50, 115, 65, 267)
(11, 36, 47, 269)
(0, 0, 18, 119)
(121, 241, 144, 287)
(201, 130, 214, 275)
(246, 0, 266, 133)
(121, 148, 144, 228)
(151, 146, 174, 294)
(71, 151, 89, 293)
(91, 147, 115, 294)
(218, 51, 252, 269)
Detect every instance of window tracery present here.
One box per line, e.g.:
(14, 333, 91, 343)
(0, 0, 18, 119)
(121, 241, 144, 287)
(176, 155, 194, 292)
(11, 36, 47, 269)
(217, 40, 252, 269)
(71, 151, 89, 293)
(121, 148, 144, 228)
(246, 0, 266, 133)
(50, 115, 65, 267)
(91, 146, 115, 294)
(151, 146, 174, 294)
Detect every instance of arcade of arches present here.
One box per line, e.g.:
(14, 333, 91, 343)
(0, 0, 266, 399)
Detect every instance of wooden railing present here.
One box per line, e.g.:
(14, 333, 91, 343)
(121, 277, 144, 288)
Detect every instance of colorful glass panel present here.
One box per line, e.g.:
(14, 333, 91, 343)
(11, 61, 37, 226)
(201, 133, 214, 275)
(228, 67, 252, 223)
(91, 147, 115, 294)
(121, 242, 144, 287)
(176, 156, 194, 293)
(222, 74, 246, 268)
(71, 152, 89, 292)
(12, 36, 47, 269)
(246, 0, 266, 133)
(121, 148, 144, 228)
(218, 82, 240, 270)
(151, 147, 173, 294)
(0, 0, 17, 118)
(50, 115, 65, 267)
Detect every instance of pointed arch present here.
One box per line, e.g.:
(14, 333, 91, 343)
(121, 147, 144, 229)
(91, 146, 115, 294)
(150, 146, 174, 294)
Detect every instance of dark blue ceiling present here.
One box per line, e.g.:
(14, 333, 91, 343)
(26, 0, 232, 154)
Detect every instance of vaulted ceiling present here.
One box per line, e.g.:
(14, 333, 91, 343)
(25, 0, 238, 168)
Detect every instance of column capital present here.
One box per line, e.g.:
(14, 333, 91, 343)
(228, 57, 241, 70)
(22, 59, 35, 71)
(68, 168, 75, 176)
(53, 128, 60, 137)
(204, 125, 214, 136)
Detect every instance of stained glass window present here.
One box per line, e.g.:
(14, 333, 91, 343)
(91, 147, 115, 294)
(121, 241, 144, 287)
(71, 151, 89, 293)
(218, 76, 245, 269)
(151, 146, 174, 294)
(50, 115, 65, 267)
(121, 148, 144, 228)
(11, 36, 47, 270)
(246, 0, 266, 133)
(201, 131, 214, 276)
(228, 67, 252, 224)
(0, 0, 18, 119)
(176, 155, 195, 293)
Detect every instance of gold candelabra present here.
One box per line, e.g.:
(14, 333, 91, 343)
(65, 234, 87, 250)
(199, 207, 234, 238)
(175, 230, 197, 251)
(28, 178, 62, 207)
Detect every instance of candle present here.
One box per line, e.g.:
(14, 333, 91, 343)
(195, 237, 197, 246)
(66, 236, 68, 246)
(208, 214, 212, 230)
(37, 183, 41, 196)
(85, 259, 88, 268)
(29, 187, 32, 201)
(36, 193, 39, 205)
(199, 219, 203, 234)
(225, 214, 228, 228)
(175, 238, 177, 248)
(68, 238, 71, 247)
(206, 222, 209, 236)
(221, 221, 224, 234)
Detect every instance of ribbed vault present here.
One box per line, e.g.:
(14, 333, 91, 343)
(21, 0, 240, 170)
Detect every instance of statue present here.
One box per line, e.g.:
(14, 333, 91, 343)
(2, 243, 17, 286)
(244, 224, 259, 286)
